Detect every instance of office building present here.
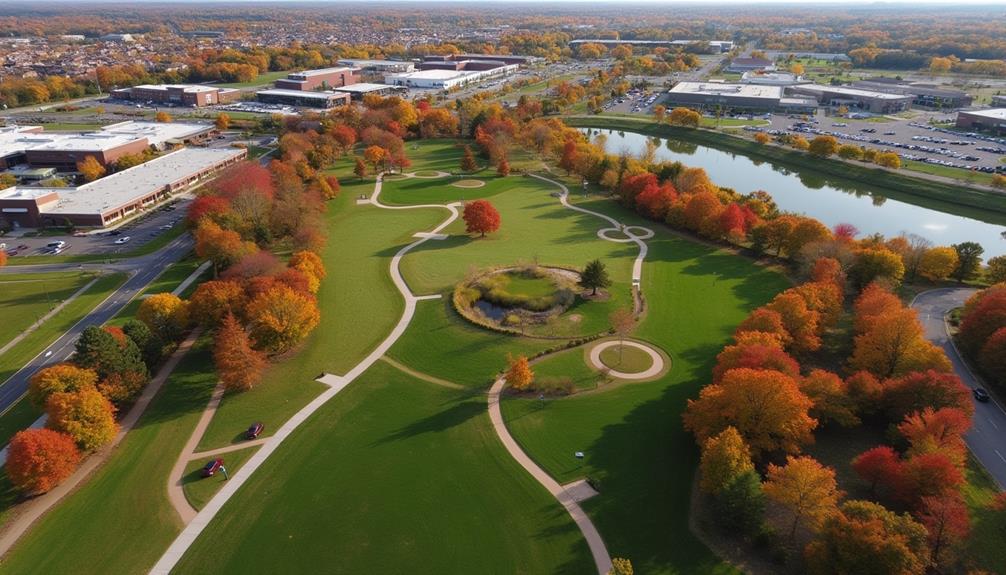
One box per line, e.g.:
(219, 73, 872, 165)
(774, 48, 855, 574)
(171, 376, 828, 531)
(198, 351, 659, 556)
(274, 67, 361, 91)
(665, 82, 817, 112)
(787, 85, 913, 114)
(111, 84, 241, 107)
(956, 109, 1006, 133)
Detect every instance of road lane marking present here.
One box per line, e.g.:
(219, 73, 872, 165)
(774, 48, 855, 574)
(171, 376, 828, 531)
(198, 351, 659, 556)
(997, 449, 1006, 464)
(989, 417, 1000, 430)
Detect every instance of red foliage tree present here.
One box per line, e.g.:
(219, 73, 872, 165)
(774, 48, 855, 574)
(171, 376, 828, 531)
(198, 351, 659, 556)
(717, 203, 748, 240)
(618, 172, 658, 206)
(852, 445, 904, 497)
(462, 200, 501, 237)
(634, 181, 677, 220)
(980, 326, 1006, 384)
(917, 493, 970, 568)
(214, 312, 266, 391)
(558, 139, 578, 175)
(711, 342, 800, 384)
(5, 428, 81, 495)
(187, 195, 231, 225)
(900, 451, 965, 508)
(884, 370, 974, 421)
(213, 162, 275, 202)
(958, 287, 1006, 354)
(833, 222, 860, 242)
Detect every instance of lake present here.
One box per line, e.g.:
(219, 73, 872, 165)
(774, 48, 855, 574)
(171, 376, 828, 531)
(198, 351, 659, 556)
(581, 128, 1006, 257)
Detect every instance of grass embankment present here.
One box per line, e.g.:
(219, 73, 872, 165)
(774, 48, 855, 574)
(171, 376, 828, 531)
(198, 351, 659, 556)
(0, 339, 218, 574)
(106, 256, 206, 328)
(500, 195, 789, 574)
(0, 272, 94, 349)
(215, 70, 295, 89)
(563, 115, 1006, 225)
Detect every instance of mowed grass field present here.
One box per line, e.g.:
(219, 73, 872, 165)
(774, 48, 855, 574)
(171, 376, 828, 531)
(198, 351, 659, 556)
(0, 272, 95, 349)
(500, 195, 790, 574)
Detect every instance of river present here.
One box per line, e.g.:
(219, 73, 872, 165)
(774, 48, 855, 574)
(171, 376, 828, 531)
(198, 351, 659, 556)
(581, 128, 1006, 257)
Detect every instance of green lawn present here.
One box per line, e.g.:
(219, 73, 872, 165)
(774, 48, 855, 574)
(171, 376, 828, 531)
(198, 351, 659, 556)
(181, 446, 259, 510)
(379, 173, 510, 205)
(500, 196, 790, 574)
(0, 338, 219, 574)
(598, 344, 651, 372)
(215, 70, 295, 88)
(173, 361, 595, 574)
(903, 159, 998, 187)
(40, 122, 108, 131)
(531, 346, 602, 391)
(0, 272, 94, 349)
(107, 256, 205, 327)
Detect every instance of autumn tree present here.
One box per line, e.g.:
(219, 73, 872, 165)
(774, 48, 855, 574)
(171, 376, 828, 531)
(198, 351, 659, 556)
(580, 259, 611, 296)
(462, 199, 501, 237)
(711, 341, 800, 384)
(506, 354, 534, 391)
(917, 493, 970, 569)
(46, 387, 118, 451)
(608, 558, 633, 575)
(137, 293, 190, 342)
(76, 155, 106, 182)
(918, 247, 959, 281)
(765, 292, 821, 353)
(801, 369, 859, 427)
(735, 308, 792, 348)
(900, 452, 964, 508)
(808, 135, 839, 158)
(194, 219, 257, 276)
(699, 426, 754, 494)
(460, 145, 478, 172)
(853, 446, 903, 498)
(804, 500, 929, 575)
(353, 156, 367, 179)
(245, 284, 321, 354)
(897, 407, 970, 464)
(958, 286, 1006, 354)
(668, 107, 701, 128)
(763, 455, 842, 540)
(684, 368, 816, 455)
(28, 363, 98, 409)
(850, 309, 951, 379)
(155, 110, 172, 123)
(875, 151, 901, 169)
(214, 112, 231, 130)
(754, 132, 770, 145)
(214, 312, 266, 391)
(558, 139, 578, 175)
(496, 157, 510, 177)
(289, 250, 326, 291)
(884, 370, 972, 421)
(850, 247, 905, 289)
(363, 145, 386, 173)
(5, 428, 81, 495)
(189, 280, 247, 329)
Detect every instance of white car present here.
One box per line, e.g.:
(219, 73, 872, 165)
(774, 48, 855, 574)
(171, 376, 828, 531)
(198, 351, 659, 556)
(114, 236, 131, 244)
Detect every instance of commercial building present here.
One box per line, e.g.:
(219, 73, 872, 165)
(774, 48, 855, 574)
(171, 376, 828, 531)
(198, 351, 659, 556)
(332, 83, 407, 101)
(665, 82, 817, 113)
(0, 121, 214, 170)
(255, 89, 351, 109)
(956, 109, 1006, 134)
(0, 147, 246, 229)
(384, 64, 519, 90)
(337, 59, 415, 73)
(274, 67, 361, 91)
(787, 85, 913, 114)
(993, 95, 1006, 107)
(726, 57, 776, 73)
(110, 84, 241, 107)
(851, 79, 973, 110)
(569, 39, 734, 52)
(429, 53, 538, 67)
(763, 51, 851, 62)
(741, 72, 804, 86)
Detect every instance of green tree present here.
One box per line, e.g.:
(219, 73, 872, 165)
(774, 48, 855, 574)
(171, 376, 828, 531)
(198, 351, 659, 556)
(122, 319, 164, 369)
(987, 255, 1006, 284)
(74, 326, 145, 379)
(952, 241, 984, 282)
(713, 469, 766, 536)
(580, 259, 611, 295)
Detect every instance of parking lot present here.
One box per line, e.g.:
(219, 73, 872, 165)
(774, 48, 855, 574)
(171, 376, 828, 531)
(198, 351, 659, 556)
(761, 110, 1006, 172)
(3, 197, 190, 259)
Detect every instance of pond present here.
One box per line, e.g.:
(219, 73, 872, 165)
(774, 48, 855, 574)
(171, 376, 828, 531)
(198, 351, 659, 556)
(581, 128, 1006, 257)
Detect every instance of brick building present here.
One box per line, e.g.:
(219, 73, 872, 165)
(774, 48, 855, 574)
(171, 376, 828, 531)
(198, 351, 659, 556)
(111, 84, 241, 107)
(274, 67, 361, 91)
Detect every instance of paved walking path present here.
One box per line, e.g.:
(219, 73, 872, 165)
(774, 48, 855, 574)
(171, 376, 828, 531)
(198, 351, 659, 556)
(166, 382, 226, 523)
(149, 176, 459, 574)
(0, 277, 98, 358)
(588, 339, 666, 380)
(0, 328, 202, 557)
(171, 261, 211, 296)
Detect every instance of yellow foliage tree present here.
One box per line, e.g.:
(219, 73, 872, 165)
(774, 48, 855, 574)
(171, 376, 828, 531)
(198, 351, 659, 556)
(155, 110, 172, 123)
(763, 455, 842, 540)
(506, 354, 534, 391)
(699, 426, 755, 494)
(137, 293, 190, 342)
(76, 155, 106, 182)
(45, 387, 118, 451)
(28, 363, 99, 408)
(918, 246, 959, 281)
(245, 284, 321, 354)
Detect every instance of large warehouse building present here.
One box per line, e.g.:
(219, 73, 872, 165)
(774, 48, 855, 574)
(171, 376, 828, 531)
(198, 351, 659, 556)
(274, 67, 361, 91)
(665, 82, 816, 113)
(110, 84, 241, 107)
(956, 109, 1006, 134)
(337, 59, 415, 73)
(787, 85, 913, 114)
(255, 89, 351, 109)
(0, 121, 214, 170)
(851, 79, 973, 110)
(0, 147, 246, 228)
(384, 64, 519, 90)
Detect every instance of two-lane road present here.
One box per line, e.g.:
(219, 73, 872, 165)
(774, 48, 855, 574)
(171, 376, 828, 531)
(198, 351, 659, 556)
(913, 288, 1006, 489)
(0, 235, 194, 414)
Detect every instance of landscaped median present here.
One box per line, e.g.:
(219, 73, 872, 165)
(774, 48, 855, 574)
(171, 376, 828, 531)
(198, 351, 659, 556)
(563, 115, 1006, 225)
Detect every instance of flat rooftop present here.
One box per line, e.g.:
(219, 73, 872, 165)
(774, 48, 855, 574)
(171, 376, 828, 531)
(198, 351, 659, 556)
(333, 83, 402, 93)
(1, 121, 212, 159)
(387, 69, 468, 80)
(0, 147, 245, 215)
(337, 59, 412, 68)
(287, 66, 358, 79)
(257, 89, 348, 100)
(960, 108, 1006, 120)
(669, 82, 783, 100)
(26, 133, 139, 153)
(793, 85, 910, 100)
(132, 84, 219, 93)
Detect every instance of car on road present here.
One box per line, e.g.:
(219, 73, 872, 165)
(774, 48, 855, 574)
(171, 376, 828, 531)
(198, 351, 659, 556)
(974, 388, 990, 402)
(246, 422, 264, 439)
(114, 236, 131, 244)
(160, 224, 173, 230)
(46, 240, 66, 249)
(201, 458, 225, 477)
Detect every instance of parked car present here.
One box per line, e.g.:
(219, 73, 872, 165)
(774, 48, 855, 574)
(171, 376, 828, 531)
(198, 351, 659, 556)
(201, 458, 224, 477)
(46, 240, 66, 249)
(246, 422, 264, 440)
(973, 388, 990, 403)
(114, 236, 131, 244)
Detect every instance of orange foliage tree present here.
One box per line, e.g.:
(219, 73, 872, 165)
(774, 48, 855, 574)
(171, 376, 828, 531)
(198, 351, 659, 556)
(763, 455, 842, 540)
(214, 312, 266, 391)
(189, 280, 247, 328)
(462, 199, 501, 238)
(45, 387, 118, 451)
(245, 284, 320, 354)
(850, 308, 950, 379)
(5, 428, 81, 495)
(28, 363, 98, 408)
(683, 367, 817, 456)
(506, 354, 534, 391)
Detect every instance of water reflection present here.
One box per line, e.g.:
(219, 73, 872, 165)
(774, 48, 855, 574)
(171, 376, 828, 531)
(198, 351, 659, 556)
(581, 128, 1005, 256)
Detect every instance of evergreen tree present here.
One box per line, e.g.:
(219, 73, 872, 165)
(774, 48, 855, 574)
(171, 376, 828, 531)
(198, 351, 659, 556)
(580, 259, 612, 295)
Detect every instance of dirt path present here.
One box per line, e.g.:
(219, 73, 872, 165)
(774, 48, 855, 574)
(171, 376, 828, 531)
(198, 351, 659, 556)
(0, 327, 202, 557)
(379, 356, 465, 390)
(166, 381, 225, 523)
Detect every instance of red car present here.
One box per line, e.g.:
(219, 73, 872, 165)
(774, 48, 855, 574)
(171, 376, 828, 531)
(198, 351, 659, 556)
(201, 458, 224, 477)
(246, 422, 264, 439)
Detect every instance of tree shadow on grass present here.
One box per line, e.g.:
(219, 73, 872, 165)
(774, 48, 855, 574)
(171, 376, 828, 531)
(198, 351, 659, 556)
(531, 501, 597, 575)
(371, 396, 484, 446)
(132, 342, 217, 431)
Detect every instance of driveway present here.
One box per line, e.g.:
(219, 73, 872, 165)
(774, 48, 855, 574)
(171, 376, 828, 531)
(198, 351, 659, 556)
(912, 288, 1006, 489)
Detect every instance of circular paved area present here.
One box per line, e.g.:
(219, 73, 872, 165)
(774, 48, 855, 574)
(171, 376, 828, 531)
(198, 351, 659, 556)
(596, 225, 654, 243)
(451, 179, 486, 188)
(408, 170, 451, 179)
(588, 339, 666, 380)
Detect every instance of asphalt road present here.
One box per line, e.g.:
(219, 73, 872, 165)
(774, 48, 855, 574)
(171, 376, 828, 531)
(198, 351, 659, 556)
(0, 234, 194, 414)
(913, 287, 1006, 489)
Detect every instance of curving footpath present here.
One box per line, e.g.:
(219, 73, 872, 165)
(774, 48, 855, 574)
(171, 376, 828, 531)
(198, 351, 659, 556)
(588, 339, 665, 380)
(149, 175, 458, 574)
